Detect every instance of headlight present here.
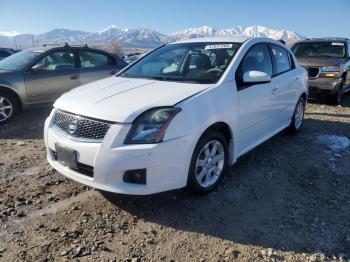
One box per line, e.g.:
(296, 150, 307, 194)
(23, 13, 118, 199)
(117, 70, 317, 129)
(321, 66, 340, 72)
(124, 107, 181, 144)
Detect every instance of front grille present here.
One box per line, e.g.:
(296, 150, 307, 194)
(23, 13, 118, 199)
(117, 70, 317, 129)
(307, 67, 320, 78)
(53, 110, 112, 141)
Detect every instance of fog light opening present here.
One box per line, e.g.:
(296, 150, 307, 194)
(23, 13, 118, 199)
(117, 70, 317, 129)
(123, 169, 147, 185)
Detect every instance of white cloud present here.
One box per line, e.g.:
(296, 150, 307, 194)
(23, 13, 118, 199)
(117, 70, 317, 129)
(0, 31, 23, 37)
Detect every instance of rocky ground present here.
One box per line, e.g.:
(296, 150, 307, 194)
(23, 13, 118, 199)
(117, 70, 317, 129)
(0, 96, 350, 262)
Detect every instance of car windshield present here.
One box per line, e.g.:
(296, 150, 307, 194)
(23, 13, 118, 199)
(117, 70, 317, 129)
(119, 42, 241, 84)
(292, 42, 346, 58)
(0, 49, 44, 71)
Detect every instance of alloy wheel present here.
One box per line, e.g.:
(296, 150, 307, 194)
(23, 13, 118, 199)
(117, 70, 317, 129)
(294, 99, 304, 129)
(0, 96, 13, 122)
(195, 139, 225, 188)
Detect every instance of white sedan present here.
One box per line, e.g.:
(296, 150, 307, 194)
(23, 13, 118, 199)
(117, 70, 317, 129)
(44, 37, 308, 195)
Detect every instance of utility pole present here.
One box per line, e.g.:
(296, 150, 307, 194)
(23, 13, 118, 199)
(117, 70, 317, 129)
(31, 35, 35, 47)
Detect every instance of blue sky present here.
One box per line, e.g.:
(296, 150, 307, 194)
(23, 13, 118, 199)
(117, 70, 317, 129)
(1, 0, 349, 37)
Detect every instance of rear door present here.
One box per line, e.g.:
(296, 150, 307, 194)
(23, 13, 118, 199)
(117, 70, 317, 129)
(236, 43, 279, 152)
(269, 44, 299, 124)
(24, 49, 80, 103)
(78, 50, 122, 85)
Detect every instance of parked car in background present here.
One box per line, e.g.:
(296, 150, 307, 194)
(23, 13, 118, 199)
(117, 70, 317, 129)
(44, 37, 308, 196)
(0, 48, 16, 61)
(292, 38, 350, 104)
(0, 44, 127, 124)
(123, 54, 140, 64)
(123, 52, 146, 64)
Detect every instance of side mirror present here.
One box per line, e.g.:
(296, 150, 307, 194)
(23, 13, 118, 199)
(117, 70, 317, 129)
(30, 66, 46, 74)
(243, 71, 271, 84)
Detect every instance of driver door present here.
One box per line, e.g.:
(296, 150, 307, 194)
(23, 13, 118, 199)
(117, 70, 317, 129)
(24, 50, 80, 104)
(236, 43, 279, 153)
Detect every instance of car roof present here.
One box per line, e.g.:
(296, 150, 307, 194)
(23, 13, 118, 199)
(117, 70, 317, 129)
(171, 36, 286, 46)
(25, 45, 116, 56)
(172, 36, 250, 44)
(295, 37, 349, 44)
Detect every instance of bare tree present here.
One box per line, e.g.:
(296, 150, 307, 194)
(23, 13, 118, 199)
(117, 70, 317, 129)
(109, 41, 123, 55)
(90, 41, 124, 56)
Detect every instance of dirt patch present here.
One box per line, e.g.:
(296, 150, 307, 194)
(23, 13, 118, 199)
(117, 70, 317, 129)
(0, 98, 350, 261)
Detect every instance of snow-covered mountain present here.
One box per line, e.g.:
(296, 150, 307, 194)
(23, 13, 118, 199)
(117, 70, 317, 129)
(108, 28, 170, 48)
(170, 25, 303, 43)
(0, 25, 304, 49)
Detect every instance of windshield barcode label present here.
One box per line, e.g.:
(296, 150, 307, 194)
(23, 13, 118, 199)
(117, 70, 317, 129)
(205, 44, 233, 50)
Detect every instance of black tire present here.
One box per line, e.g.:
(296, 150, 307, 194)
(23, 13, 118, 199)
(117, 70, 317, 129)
(0, 91, 18, 125)
(187, 131, 228, 195)
(328, 83, 343, 105)
(288, 96, 305, 133)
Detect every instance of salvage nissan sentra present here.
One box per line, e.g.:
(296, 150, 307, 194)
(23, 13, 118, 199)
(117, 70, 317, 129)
(44, 37, 308, 195)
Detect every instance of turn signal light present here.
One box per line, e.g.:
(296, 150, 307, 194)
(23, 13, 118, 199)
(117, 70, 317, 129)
(324, 73, 338, 78)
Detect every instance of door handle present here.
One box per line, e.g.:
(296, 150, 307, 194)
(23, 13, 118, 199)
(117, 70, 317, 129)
(70, 74, 79, 80)
(294, 77, 299, 82)
(272, 86, 279, 94)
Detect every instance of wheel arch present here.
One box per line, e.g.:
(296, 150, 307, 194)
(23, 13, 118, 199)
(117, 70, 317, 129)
(341, 71, 347, 80)
(199, 121, 235, 165)
(0, 86, 22, 110)
(300, 92, 307, 101)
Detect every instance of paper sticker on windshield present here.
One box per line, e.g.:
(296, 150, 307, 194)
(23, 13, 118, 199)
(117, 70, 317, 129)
(205, 44, 233, 50)
(332, 42, 344, 46)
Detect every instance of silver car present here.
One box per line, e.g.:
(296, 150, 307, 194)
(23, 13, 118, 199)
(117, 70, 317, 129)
(0, 44, 127, 124)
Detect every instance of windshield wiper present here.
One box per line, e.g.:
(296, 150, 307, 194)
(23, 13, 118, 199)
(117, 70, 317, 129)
(142, 76, 168, 81)
(119, 73, 139, 78)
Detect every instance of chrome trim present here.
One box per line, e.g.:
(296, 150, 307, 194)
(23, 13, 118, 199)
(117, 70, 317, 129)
(52, 125, 104, 143)
(52, 110, 113, 143)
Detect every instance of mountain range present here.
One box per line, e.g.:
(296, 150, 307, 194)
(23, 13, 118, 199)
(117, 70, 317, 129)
(0, 25, 305, 49)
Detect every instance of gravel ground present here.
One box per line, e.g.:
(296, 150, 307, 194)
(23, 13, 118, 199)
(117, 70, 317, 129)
(0, 96, 350, 262)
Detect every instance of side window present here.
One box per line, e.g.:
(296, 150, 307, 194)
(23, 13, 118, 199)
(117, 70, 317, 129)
(236, 44, 273, 85)
(79, 51, 115, 68)
(270, 45, 291, 74)
(32, 51, 75, 71)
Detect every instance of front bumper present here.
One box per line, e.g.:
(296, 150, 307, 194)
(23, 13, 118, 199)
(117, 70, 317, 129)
(44, 117, 196, 195)
(308, 77, 342, 95)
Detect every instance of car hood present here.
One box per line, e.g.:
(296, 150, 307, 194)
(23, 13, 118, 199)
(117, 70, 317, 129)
(54, 76, 211, 123)
(297, 57, 348, 67)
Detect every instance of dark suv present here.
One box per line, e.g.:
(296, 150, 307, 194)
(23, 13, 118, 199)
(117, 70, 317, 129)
(292, 38, 350, 104)
(0, 44, 127, 124)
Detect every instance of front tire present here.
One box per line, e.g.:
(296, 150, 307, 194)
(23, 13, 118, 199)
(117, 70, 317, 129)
(288, 96, 305, 133)
(0, 92, 18, 125)
(328, 82, 343, 105)
(188, 131, 228, 195)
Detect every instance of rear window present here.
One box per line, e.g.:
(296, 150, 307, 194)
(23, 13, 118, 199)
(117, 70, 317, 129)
(78, 51, 115, 68)
(292, 42, 346, 58)
(270, 45, 291, 74)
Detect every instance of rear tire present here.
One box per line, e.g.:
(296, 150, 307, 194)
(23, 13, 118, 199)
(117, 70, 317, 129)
(0, 91, 18, 125)
(288, 96, 305, 133)
(187, 131, 228, 195)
